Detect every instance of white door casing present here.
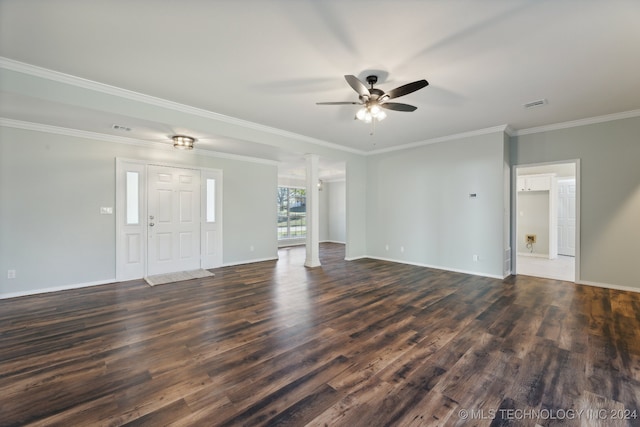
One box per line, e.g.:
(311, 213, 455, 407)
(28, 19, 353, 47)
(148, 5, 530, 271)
(512, 160, 580, 283)
(116, 159, 223, 281)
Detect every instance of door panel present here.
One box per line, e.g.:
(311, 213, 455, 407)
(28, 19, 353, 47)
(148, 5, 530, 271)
(116, 161, 146, 281)
(201, 171, 222, 268)
(148, 165, 201, 275)
(557, 179, 576, 256)
(125, 233, 141, 264)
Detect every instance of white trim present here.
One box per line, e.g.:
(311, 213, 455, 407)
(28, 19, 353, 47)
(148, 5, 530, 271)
(367, 124, 510, 155)
(0, 118, 280, 166)
(0, 279, 115, 300)
(3, 265, 636, 301)
(513, 109, 640, 136)
(321, 240, 346, 244)
(223, 257, 278, 267)
(0, 56, 363, 155)
(4, 57, 640, 156)
(577, 280, 640, 294)
(366, 256, 505, 280)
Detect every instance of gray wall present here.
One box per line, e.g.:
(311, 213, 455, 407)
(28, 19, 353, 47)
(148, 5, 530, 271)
(517, 191, 550, 255)
(0, 126, 278, 296)
(326, 181, 346, 243)
(366, 130, 508, 278)
(511, 116, 640, 289)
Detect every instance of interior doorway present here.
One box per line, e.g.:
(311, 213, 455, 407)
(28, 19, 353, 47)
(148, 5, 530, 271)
(514, 161, 579, 282)
(276, 157, 346, 265)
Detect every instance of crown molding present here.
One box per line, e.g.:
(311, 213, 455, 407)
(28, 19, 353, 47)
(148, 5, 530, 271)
(367, 124, 510, 155)
(512, 109, 640, 136)
(0, 118, 280, 166)
(0, 56, 364, 156)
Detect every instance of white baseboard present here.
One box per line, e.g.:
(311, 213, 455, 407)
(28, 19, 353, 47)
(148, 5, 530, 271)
(4, 263, 635, 300)
(577, 280, 640, 294)
(0, 278, 116, 300)
(366, 255, 505, 280)
(222, 257, 279, 267)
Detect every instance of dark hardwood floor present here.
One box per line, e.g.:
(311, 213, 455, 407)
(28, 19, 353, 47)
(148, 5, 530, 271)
(1, 243, 639, 426)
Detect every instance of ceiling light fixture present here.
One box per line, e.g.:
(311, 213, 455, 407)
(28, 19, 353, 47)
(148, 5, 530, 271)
(317, 74, 427, 135)
(172, 135, 195, 150)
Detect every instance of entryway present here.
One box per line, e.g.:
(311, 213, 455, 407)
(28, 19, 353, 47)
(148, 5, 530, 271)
(116, 159, 222, 281)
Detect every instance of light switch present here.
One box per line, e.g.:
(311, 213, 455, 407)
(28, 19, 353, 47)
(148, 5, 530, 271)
(100, 207, 113, 215)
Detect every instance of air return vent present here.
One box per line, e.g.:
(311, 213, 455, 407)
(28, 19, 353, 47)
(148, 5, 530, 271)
(523, 99, 548, 109)
(112, 124, 132, 132)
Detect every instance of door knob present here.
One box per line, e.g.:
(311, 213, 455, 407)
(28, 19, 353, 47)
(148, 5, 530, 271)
(149, 222, 155, 227)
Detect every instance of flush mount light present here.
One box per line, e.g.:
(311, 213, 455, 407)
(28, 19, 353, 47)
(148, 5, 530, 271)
(172, 135, 195, 150)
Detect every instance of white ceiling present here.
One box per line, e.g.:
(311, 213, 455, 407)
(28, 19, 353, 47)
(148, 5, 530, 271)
(1, 1, 640, 177)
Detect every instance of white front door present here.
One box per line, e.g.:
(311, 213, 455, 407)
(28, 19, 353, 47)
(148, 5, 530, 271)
(147, 165, 201, 275)
(557, 178, 576, 256)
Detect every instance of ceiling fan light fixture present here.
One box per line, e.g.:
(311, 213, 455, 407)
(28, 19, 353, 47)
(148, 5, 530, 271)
(172, 135, 195, 150)
(317, 74, 427, 130)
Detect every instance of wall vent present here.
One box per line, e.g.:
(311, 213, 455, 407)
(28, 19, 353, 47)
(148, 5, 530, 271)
(523, 99, 548, 109)
(112, 124, 132, 132)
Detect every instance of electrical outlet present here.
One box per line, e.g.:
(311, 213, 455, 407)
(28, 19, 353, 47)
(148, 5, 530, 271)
(473, 255, 479, 262)
(526, 234, 537, 244)
(7, 269, 16, 279)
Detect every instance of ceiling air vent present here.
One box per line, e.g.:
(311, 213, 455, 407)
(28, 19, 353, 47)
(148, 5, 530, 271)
(523, 99, 548, 109)
(112, 124, 132, 132)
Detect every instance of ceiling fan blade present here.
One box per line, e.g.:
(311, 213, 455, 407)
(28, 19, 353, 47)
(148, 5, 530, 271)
(380, 102, 418, 112)
(316, 101, 361, 105)
(386, 79, 429, 100)
(344, 75, 370, 98)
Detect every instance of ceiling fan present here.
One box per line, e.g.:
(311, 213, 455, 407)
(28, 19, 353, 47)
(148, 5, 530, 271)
(317, 74, 429, 125)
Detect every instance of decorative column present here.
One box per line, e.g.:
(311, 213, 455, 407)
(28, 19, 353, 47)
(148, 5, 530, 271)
(304, 154, 321, 267)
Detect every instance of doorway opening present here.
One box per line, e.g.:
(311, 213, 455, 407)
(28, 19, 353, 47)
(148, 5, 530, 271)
(514, 161, 579, 282)
(277, 158, 346, 265)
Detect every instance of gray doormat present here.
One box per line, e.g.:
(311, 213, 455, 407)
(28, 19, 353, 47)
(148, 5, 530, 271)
(145, 269, 214, 286)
